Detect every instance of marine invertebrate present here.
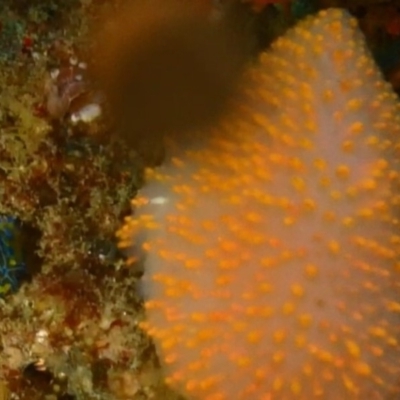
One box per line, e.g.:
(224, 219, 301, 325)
(43, 55, 103, 122)
(118, 8, 400, 400)
(0, 216, 26, 297)
(44, 61, 88, 120)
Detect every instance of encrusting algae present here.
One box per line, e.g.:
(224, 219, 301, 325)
(117, 8, 400, 400)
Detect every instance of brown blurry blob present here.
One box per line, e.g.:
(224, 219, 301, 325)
(93, 0, 248, 164)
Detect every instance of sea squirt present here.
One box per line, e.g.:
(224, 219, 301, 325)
(118, 8, 400, 399)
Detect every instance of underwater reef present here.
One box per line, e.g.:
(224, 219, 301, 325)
(1, 0, 400, 399)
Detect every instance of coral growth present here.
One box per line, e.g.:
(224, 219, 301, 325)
(118, 8, 400, 400)
(0, 1, 174, 399)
